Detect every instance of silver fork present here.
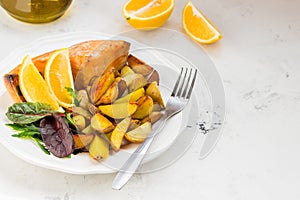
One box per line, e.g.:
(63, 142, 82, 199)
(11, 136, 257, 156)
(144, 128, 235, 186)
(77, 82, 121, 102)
(112, 67, 197, 190)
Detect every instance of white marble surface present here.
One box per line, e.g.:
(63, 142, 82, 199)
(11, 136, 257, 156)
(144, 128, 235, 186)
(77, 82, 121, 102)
(0, 0, 300, 199)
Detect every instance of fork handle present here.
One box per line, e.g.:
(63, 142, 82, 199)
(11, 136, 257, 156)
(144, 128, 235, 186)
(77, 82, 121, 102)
(112, 116, 167, 190)
(111, 136, 154, 190)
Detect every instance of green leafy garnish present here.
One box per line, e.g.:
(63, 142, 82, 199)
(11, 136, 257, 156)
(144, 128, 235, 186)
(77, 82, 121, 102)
(66, 154, 72, 159)
(12, 131, 40, 138)
(65, 112, 76, 127)
(6, 102, 54, 124)
(65, 87, 80, 106)
(64, 112, 80, 134)
(6, 123, 50, 155)
(6, 123, 40, 133)
(7, 123, 41, 139)
(33, 138, 50, 155)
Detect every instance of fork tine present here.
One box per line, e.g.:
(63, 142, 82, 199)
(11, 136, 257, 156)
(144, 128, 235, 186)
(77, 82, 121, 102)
(186, 68, 197, 99)
(181, 68, 193, 98)
(171, 68, 184, 97)
(176, 68, 188, 97)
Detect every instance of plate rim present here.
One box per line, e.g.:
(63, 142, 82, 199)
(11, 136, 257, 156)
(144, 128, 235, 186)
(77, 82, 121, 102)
(0, 31, 190, 174)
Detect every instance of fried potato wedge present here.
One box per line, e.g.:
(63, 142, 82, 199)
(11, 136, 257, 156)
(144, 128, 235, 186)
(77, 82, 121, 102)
(116, 78, 127, 98)
(128, 119, 142, 131)
(128, 74, 147, 92)
(120, 65, 135, 77)
(72, 115, 86, 131)
(87, 103, 99, 115)
(99, 102, 138, 119)
(122, 73, 139, 86)
(73, 134, 94, 150)
(148, 70, 160, 84)
(72, 106, 92, 120)
(110, 117, 131, 151)
(146, 81, 165, 108)
(152, 103, 163, 112)
(98, 77, 127, 104)
(89, 70, 115, 105)
(127, 55, 154, 76)
(89, 134, 110, 160)
(98, 79, 119, 105)
(141, 111, 163, 124)
(114, 87, 145, 104)
(125, 122, 152, 143)
(90, 113, 114, 134)
(77, 89, 90, 109)
(82, 125, 95, 135)
(132, 96, 154, 119)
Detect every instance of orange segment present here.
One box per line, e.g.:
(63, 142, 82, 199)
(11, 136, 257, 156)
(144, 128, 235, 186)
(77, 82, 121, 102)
(44, 48, 74, 108)
(122, 0, 175, 30)
(182, 1, 222, 44)
(19, 55, 60, 111)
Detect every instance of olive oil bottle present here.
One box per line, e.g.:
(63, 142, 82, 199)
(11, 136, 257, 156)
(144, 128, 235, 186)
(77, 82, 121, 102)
(0, 0, 72, 23)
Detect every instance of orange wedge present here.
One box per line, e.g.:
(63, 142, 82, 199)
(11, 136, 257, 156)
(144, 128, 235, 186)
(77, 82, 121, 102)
(122, 0, 175, 30)
(44, 48, 74, 108)
(19, 55, 60, 111)
(182, 1, 222, 44)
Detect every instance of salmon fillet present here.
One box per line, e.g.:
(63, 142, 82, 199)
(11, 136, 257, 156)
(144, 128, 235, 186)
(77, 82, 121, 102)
(3, 40, 130, 102)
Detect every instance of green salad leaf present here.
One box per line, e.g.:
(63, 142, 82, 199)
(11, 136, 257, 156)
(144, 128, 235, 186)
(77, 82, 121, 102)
(33, 138, 50, 155)
(6, 123, 50, 155)
(6, 123, 40, 132)
(6, 102, 54, 124)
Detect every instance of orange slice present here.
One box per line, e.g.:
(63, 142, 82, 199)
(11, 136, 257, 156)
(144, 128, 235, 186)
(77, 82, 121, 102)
(182, 1, 222, 44)
(122, 0, 175, 30)
(19, 55, 60, 111)
(44, 48, 74, 108)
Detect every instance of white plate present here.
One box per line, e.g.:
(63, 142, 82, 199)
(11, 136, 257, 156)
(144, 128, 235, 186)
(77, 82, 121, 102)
(0, 32, 196, 174)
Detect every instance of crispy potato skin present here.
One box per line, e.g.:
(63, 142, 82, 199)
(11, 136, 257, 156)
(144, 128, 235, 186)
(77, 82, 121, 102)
(125, 122, 152, 143)
(127, 55, 154, 76)
(98, 102, 138, 119)
(132, 96, 154, 119)
(90, 113, 114, 134)
(89, 70, 115, 105)
(110, 117, 131, 151)
(146, 81, 165, 108)
(89, 134, 110, 160)
(73, 134, 94, 150)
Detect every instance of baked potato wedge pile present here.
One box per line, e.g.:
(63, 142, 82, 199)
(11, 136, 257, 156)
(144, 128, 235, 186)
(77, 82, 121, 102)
(71, 54, 165, 160)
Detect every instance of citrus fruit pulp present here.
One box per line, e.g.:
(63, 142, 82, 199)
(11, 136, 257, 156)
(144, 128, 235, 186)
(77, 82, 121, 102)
(122, 0, 175, 29)
(44, 48, 74, 108)
(182, 1, 222, 44)
(19, 55, 60, 111)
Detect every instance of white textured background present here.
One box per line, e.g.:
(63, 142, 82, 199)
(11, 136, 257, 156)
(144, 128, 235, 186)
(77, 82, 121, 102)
(0, 0, 299, 199)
